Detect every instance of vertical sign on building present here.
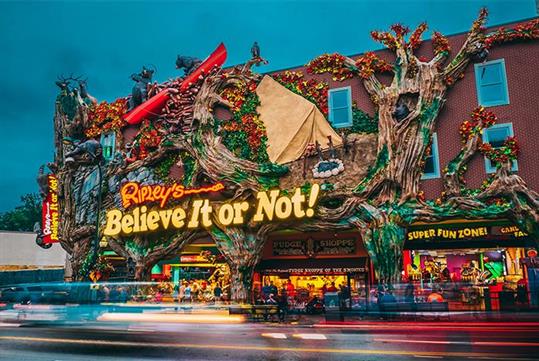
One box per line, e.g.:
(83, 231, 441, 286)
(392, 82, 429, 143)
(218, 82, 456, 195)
(42, 175, 59, 244)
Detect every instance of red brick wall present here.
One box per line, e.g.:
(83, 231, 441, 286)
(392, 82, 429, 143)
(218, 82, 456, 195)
(269, 20, 539, 200)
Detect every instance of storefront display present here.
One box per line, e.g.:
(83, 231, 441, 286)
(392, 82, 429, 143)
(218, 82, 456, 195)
(148, 241, 231, 303)
(254, 232, 369, 311)
(404, 220, 533, 311)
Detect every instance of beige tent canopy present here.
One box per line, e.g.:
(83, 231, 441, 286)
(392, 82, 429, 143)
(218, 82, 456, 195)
(256, 75, 342, 165)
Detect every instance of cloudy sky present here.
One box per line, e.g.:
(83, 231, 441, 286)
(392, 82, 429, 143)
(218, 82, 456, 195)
(0, 0, 536, 211)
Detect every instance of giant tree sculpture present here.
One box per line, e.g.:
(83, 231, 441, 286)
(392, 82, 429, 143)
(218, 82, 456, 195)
(303, 10, 539, 285)
(47, 9, 538, 298)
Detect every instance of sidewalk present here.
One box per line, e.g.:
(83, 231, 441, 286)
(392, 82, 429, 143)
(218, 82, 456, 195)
(284, 310, 539, 326)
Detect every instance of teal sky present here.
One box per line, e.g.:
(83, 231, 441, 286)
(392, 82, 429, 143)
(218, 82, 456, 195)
(0, 0, 537, 211)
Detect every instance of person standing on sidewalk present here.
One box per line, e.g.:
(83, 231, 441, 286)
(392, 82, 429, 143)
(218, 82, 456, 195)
(278, 290, 288, 322)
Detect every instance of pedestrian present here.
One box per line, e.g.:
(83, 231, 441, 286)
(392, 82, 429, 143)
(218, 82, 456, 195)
(269, 281, 278, 296)
(213, 282, 222, 302)
(277, 291, 288, 322)
(179, 282, 186, 303)
(427, 288, 444, 303)
(286, 279, 295, 298)
(327, 282, 338, 292)
(191, 281, 199, 302)
(262, 281, 272, 300)
(405, 279, 415, 303)
(184, 282, 192, 303)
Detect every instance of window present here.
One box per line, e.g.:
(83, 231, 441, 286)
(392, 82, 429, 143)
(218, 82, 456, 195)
(100, 132, 116, 161)
(474, 59, 509, 107)
(482, 123, 518, 173)
(77, 168, 100, 223)
(328, 86, 352, 128)
(422, 133, 440, 179)
(81, 168, 99, 196)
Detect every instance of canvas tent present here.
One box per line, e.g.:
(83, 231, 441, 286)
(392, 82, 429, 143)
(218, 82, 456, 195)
(256, 76, 342, 165)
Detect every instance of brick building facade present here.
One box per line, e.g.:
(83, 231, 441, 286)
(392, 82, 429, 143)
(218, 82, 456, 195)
(268, 19, 539, 200)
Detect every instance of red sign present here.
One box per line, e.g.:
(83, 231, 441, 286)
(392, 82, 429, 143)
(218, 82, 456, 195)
(120, 181, 225, 209)
(42, 175, 59, 244)
(180, 255, 208, 263)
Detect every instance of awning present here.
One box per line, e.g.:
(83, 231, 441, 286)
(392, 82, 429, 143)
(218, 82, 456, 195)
(256, 257, 368, 275)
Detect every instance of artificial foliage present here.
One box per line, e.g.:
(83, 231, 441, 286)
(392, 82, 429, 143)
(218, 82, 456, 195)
(85, 98, 128, 138)
(153, 153, 180, 181)
(272, 71, 329, 115)
(479, 136, 520, 166)
(371, 24, 410, 50)
(350, 108, 378, 134)
(485, 19, 539, 48)
(354, 52, 393, 79)
(459, 106, 497, 142)
(306, 53, 354, 81)
(432, 31, 451, 56)
(129, 120, 163, 161)
(220, 83, 270, 163)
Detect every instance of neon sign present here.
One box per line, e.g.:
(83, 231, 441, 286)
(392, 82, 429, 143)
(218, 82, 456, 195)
(103, 183, 320, 236)
(120, 182, 225, 208)
(42, 175, 59, 244)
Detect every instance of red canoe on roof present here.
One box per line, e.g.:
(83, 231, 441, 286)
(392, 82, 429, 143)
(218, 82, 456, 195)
(124, 43, 227, 125)
(180, 42, 227, 91)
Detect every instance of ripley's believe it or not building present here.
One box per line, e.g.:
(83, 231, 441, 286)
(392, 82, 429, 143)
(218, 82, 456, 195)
(40, 10, 539, 309)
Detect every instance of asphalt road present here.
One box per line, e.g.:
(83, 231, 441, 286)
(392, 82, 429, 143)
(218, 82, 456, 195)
(1, 321, 539, 361)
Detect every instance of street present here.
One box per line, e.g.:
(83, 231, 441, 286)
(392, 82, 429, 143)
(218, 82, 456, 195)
(2, 320, 539, 360)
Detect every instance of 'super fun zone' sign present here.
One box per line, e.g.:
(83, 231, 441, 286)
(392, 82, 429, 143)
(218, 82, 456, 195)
(103, 182, 320, 236)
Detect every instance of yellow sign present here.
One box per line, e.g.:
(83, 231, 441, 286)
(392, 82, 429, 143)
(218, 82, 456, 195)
(499, 225, 528, 237)
(407, 226, 488, 241)
(104, 184, 320, 236)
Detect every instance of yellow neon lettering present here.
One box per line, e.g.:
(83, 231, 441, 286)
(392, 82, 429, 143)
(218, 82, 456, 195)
(140, 206, 148, 232)
(171, 208, 186, 228)
(159, 209, 173, 229)
(253, 189, 279, 222)
(121, 214, 134, 234)
(275, 196, 292, 220)
(188, 200, 204, 228)
(290, 188, 306, 218)
(218, 204, 234, 226)
(200, 199, 213, 227)
(232, 202, 249, 224)
(104, 210, 123, 236)
(146, 211, 160, 231)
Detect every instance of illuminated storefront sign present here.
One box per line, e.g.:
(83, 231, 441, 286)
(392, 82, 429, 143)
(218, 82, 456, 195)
(407, 226, 488, 241)
(407, 223, 528, 241)
(120, 182, 225, 208)
(104, 183, 320, 236)
(42, 175, 59, 244)
(497, 225, 528, 237)
(261, 267, 366, 275)
(180, 255, 209, 263)
(272, 238, 356, 257)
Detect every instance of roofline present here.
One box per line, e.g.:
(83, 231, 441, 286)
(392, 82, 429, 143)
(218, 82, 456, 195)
(261, 16, 539, 75)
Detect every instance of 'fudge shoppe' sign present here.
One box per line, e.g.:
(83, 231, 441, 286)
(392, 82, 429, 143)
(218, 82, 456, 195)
(104, 182, 320, 236)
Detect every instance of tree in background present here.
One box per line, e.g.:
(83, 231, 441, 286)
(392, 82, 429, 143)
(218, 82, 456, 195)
(0, 193, 41, 232)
